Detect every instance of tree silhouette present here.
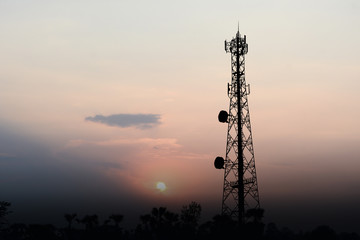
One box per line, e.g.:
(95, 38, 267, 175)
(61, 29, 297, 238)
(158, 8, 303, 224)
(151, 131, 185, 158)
(5, 223, 28, 240)
(108, 214, 123, 228)
(0, 201, 12, 230)
(245, 207, 265, 223)
(27, 224, 59, 240)
(201, 214, 238, 240)
(309, 225, 337, 240)
(64, 213, 77, 230)
(136, 207, 180, 240)
(264, 222, 281, 240)
(179, 201, 202, 239)
(3, 200, 360, 240)
(79, 214, 99, 231)
(244, 208, 265, 239)
(180, 201, 202, 226)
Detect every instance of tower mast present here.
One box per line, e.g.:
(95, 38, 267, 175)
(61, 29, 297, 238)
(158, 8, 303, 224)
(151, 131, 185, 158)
(215, 30, 260, 224)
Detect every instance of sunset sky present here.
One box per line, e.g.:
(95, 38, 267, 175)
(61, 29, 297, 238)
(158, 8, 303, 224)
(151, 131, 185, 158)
(1, 0, 360, 233)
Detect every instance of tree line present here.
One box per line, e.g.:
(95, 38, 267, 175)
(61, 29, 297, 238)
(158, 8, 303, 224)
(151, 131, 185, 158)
(0, 201, 359, 240)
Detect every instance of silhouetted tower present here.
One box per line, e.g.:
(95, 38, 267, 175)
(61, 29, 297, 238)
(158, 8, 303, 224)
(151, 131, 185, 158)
(214, 29, 260, 224)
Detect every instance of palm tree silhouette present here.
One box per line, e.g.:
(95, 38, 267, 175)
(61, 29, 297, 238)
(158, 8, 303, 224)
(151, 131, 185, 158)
(136, 207, 180, 240)
(64, 213, 77, 230)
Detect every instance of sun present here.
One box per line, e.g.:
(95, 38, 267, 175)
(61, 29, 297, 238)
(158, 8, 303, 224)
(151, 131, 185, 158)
(156, 181, 167, 192)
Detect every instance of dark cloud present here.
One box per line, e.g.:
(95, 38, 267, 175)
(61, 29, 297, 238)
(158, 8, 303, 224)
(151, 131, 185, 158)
(85, 114, 161, 129)
(0, 153, 15, 162)
(95, 161, 123, 170)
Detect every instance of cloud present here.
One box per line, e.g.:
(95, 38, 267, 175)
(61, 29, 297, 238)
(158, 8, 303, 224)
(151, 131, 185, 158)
(0, 153, 16, 162)
(0, 152, 16, 158)
(95, 161, 123, 170)
(85, 113, 161, 129)
(65, 138, 181, 149)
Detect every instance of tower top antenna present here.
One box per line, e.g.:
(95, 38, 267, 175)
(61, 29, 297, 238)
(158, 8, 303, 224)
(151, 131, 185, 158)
(236, 22, 240, 38)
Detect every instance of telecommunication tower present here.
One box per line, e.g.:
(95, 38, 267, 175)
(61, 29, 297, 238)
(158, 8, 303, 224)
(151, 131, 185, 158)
(214, 29, 260, 224)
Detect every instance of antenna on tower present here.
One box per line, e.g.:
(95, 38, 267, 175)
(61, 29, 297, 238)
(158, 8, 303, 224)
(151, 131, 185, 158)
(236, 22, 240, 37)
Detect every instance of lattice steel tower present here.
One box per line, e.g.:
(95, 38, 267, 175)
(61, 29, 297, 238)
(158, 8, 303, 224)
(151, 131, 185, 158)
(214, 29, 260, 224)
